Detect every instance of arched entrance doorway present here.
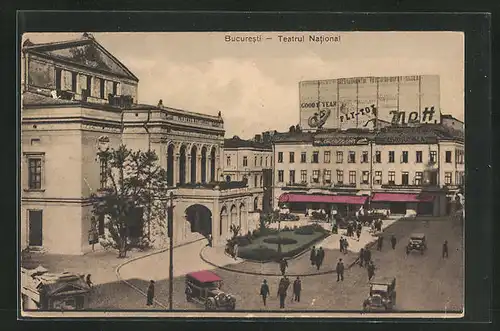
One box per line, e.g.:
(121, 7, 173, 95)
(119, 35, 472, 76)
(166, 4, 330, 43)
(230, 205, 238, 230)
(185, 204, 212, 237)
(254, 197, 259, 211)
(167, 144, 174, 186)
(190, 145, 197, 184)
(210, 147, 216, 182)
(179, 145, 187, 185)
(201, 146, 207, 183)
(239, 203, 246, 227)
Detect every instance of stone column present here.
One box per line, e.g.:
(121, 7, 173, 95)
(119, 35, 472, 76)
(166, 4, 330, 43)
(186, 155, 191, 184)
(196, 155, 202, 184)
(175, 154, 180, 185)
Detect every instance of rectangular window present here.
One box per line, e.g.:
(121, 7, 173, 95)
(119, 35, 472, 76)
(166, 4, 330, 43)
(278, 170, 284, 183)
(113, 82, 118, 95)
(28, 158, 42, 190)
(289, 170, 295, 184)
(445, 172, 452, 185)
(375, 151, 381, 163)
(455, 149, 464, 164)
(226, 156, 231, 166)
(349, 171, 356, 185)
(55, 68, 62, 90)
(300, 170, 307, 183)
(312, 151, 319, 163)
(401, 171, 409, 185)
(289, 152, 295, 163)
(28, 210, 43, 246)
(336, 151, 343, 163)
(430, 151, 437, 163)
(243, 156, 248, 167)
(456, 171, 464, 185)
(255, 156, 258, 166)
(374, 171, 382, 184)
(416, 151, 423, 163)
(254, 175, 258, 187)
(388, 151, 395, 163)
(71, 72, 77, 93)
(99, 78, 105, 99)
(361, 171, 369, 184)
(336, 170, 344, 184)
(301, 152, 307, 163)
(324, 170, 331, 183)
(415, 171, 423, 186)
(312, 170, 320, 183)
(361, 151, 369, 163)
(278, 152, 283, 163)
(401, 151, 409, 163)
(324, 151, 331, 163)
(445, 151, 452, 163)
(265, 157, 269, 167)
(388, 171, 395, 185)
(100, 158, 108, 188)
(260, 156, 263, 166)
(348, 151, 356, 163)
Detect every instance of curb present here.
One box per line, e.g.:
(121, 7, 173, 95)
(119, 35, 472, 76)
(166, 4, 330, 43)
(115, 237, 206, 309)
(199, 245, 354, 277)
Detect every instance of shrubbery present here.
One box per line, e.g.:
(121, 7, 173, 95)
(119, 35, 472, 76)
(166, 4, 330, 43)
(294, 224, 327, 235)
(263, 237, 298, 245)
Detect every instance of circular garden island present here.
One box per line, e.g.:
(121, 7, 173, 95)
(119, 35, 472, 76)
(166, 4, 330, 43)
(233, 224, 330, 262)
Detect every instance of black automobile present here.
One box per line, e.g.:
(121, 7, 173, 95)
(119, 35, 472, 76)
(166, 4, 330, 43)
(406, 233, 427, 255)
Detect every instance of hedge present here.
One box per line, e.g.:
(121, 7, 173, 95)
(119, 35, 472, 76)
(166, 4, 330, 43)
(263, 237, 298, 245)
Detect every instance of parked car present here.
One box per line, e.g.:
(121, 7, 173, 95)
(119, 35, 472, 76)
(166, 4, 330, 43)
(185, 270, 236, 311)
(406, 233, 427, 255)
(362, 277, 397, 312)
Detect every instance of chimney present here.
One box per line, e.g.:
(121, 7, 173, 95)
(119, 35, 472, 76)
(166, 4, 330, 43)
(254, 134, 262, 142)
(157, 99, 163, 108)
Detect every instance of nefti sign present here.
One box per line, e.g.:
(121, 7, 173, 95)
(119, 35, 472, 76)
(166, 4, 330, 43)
(299, 75, 441, 130)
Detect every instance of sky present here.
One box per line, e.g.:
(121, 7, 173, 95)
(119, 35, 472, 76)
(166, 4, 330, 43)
(23, 32, 464, 139)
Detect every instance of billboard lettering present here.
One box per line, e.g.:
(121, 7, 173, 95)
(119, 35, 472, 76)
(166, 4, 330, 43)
(299, 75, 441, 130)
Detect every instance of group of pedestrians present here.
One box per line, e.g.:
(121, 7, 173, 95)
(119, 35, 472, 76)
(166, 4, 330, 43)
(309, 246, 325, 270)
(260, 276, 302, 309)
(339, 237, 349, 253)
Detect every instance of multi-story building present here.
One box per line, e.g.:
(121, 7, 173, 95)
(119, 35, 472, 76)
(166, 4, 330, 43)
(222, 134, 273, 215)
(21, 33, 253, 254)
(272, 124, 464, 217)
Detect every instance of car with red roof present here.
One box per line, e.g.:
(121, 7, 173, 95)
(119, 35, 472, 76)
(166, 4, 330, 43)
(185, 270, 236, 311)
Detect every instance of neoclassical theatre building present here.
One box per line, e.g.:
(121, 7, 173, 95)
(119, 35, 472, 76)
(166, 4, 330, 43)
(21, 33, 256, 255)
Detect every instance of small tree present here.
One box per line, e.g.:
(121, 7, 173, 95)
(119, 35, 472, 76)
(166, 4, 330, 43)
(229, 224, 241, 239)
(90, 145, 170, 258)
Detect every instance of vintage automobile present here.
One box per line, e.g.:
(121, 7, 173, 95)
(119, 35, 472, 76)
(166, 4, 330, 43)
(185, 270, 236, 311)
(406, 233, 427, 255)
(362, 277, 397, 312)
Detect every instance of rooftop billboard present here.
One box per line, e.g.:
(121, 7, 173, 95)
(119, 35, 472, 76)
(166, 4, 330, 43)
(299, 75, 441, 131)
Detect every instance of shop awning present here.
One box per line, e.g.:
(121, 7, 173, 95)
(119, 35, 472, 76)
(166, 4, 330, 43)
(279, 193, 367, 205)
(371, 193, 434, 203)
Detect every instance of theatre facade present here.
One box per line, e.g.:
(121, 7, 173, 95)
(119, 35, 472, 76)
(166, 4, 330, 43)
(21, 34, 254, 254)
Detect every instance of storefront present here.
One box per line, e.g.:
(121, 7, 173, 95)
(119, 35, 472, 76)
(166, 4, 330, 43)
(278, 193, 368, 215)
(371, 192, 435, 216)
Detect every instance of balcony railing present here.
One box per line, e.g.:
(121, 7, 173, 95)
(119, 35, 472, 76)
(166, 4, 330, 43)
(334, 183, 357, 188)
(176, 181, 248, 190)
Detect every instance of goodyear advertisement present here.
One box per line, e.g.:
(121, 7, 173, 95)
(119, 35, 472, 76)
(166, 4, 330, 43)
(299, 75, 441, 130)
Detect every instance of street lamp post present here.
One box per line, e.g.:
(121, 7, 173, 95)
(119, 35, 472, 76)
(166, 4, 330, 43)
(167, 191, 174, 311)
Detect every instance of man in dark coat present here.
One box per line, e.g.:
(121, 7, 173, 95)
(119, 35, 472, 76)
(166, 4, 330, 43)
(364, 248, 372, 265)
(367, 262, 376, 281)
(342, 238, 349, 254)
(377, 236, 384, 251)
(277, 276, 290, 309)
(146, 280, 155, 306)
(310, 246, 317, 266)
(292, 276, 302, 302)
(391, 235, 397, 250)
(339, 237, 344, 253)
(336, 258, 345, 282)
(279, 258, 288, 275)
(260, 279, 270, 306)
(359, 248, 365, 267)
(315, 247, 325, 270)
(356, 227, 362, 241)
(442, 240, 449, 258)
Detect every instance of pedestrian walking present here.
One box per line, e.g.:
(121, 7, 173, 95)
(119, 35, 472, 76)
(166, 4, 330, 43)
(260, 279, 270, 306)
(364, 248, 372, 265)
(343, 238, 349, 254)
(207, 234, 213, 247)
(233, 243, 239, 260)
(391, 235, 397, 250)
(339, 237, 344, 253)
(277, 276, 290, 309)
(293, 276, 302, 302)
(336, 258, 345, 282)
(85, 274, 93, 288)
(279, 258, 289, 275)
(367, 262, 375, 281)
(377, 236, 384, 251)
(310, 246, 317, 266)
(315, 247, 325, 270)
(442, 240, 449, 258)
(146, 280, 155, 306)
(359, 248, 365, 267)
(356, 228, 362, 241)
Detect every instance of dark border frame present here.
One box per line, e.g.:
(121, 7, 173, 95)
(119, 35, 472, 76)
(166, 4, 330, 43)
(12, 10, 492, 328)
